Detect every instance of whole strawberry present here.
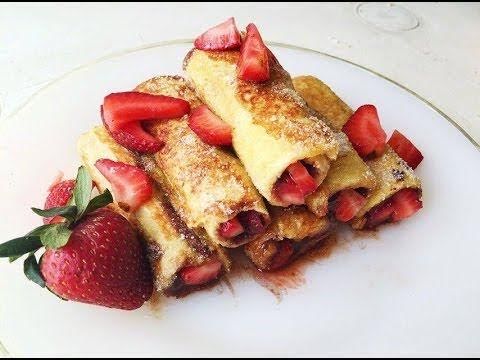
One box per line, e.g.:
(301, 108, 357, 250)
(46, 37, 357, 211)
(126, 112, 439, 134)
(0, 166, 153, 310)
(41, 208, 152, 310)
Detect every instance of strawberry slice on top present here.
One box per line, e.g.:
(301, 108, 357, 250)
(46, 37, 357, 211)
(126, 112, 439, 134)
(95, 159, 153, 212)
(194, 17, 242, 51)
(103, 92, 190, 132)
(237, 23, 270, 82)
(188, 105, 232, 146)
(343, 105, 387, 159)
(388, 130, 424, 169)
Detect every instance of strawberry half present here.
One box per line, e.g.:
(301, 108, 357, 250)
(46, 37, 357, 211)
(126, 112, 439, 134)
(286, 162, 318, 196)
(237, 23, 270, 82)
(180, 259, 223, 286)
(333, 189, 367, 222)
(391, 188, 423, 222)
(95, 159, 153, 212)
(188, 105, 232, 146)
(103, 92, 190, 132)
(219, 217, 244, 238)
(194, 17, 242, 51)
(43, 179, 75, 224)
(343, 105, 387, 158)
(388, 130, 424, 169)
(274, 174, 305, 206)
(101, 106, 163, 154)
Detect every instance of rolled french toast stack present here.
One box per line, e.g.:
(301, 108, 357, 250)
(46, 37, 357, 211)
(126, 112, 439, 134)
(77, 18, 423, 297)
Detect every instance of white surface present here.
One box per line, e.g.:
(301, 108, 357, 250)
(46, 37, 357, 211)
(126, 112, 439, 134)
(0, 43, 479, 357)
(0, 2, 479, 144)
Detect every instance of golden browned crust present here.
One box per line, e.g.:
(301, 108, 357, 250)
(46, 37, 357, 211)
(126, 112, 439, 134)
(293, 75, 353, 131)
(135, 76, 270, 248)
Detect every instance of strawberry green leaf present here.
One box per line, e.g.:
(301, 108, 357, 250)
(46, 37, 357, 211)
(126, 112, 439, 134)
(31, 205, 77, 222)
(0, 236, 42, 258)
(40, 224, 72, 250)
(85, 189, 113, 215)
(23, 253, 45, 288)
(74, 166, 93, 221)
(26, 224, 56, 237)
(9, 255, 22, 263)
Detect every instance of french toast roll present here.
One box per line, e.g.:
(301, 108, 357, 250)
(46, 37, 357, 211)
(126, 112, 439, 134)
(293, 75, 422, 228)
(78, 126, 230, 297)
(244, 206, 331, 272)
(135, 76, 270, 248)
(184, 49, 339, 207)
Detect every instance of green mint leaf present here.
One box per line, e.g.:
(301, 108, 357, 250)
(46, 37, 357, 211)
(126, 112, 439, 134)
(40, 224, 72, 250)
(84, 189, 113, 215)
(31, 205, 77, 222)
(74, 166, 93, 221)
(0, 236, 42, 258)
(23, 253, 45, 288)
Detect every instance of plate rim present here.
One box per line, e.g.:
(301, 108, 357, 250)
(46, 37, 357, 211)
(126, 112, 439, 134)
(2, 39, 479, 356)
(3, 39, 479, 151)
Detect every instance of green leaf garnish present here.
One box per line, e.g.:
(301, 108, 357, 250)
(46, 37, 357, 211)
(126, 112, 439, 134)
(23, 253, 45, 288)
(74, 166, 92, 221)
(84, 189, 113, 215)
(31, 205, 77, 223)
(39, 224, 72, 250)
(0, 236, 42, 258)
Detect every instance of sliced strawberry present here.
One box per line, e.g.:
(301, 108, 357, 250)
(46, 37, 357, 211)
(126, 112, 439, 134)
(219, 217, 244, 238)
(366, 201, 394, 229)
(188, 105, 232, 146)
(274, 174, 305, 206)
(388, 130, 424, 169)
(286, 162, 318, 196)
(95, 159, 153, 212)
(237, 23, 270, 82)
(101, 106, 163, 154)
(238, 210, 266, 235)
(103, 92, 190, 132)
(194, 17, 241, 51)
(43, 179, 75, 224)
(343, 105, 387, 158)
(333, 189, 367, 222)
(269, 241, 294, 271)
(391, 188, 422, 222)
(180, 259, 223, 286)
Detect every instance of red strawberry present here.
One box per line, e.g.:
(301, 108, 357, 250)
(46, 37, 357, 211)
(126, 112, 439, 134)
(238, 210, 266, 235)
(194, 17, 242, 51)
(40, 208, 153, 310)
(343, 105, 387, 158)
(333, 189, 367, 222)
(366, 201, 394, 229)
(188, 105, 232, 146)
(43, 180, 75, 224)
(286, 162, 318, 196)
(391, 188, 423, 222)
(95, 159, 153, 212)
(269, 241, 294, 271)
(180, 259, 223, 286)
(237, 23, 270, 82)
(388, 130, 424, 169)
(103, 92, 190, 132)
(219, 217, 244, 238)
(274, 174, 305, 206)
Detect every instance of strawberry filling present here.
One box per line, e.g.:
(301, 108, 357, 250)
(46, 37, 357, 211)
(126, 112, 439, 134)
(274, 161, 318, 206)
(218, 210, 267, 239)
(388, 130, 424, 169)
(332, 189, 367, 222)
(179, 259, 223, 286)
(269, 241, 295, 271)
(365, 188, 422, 229)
